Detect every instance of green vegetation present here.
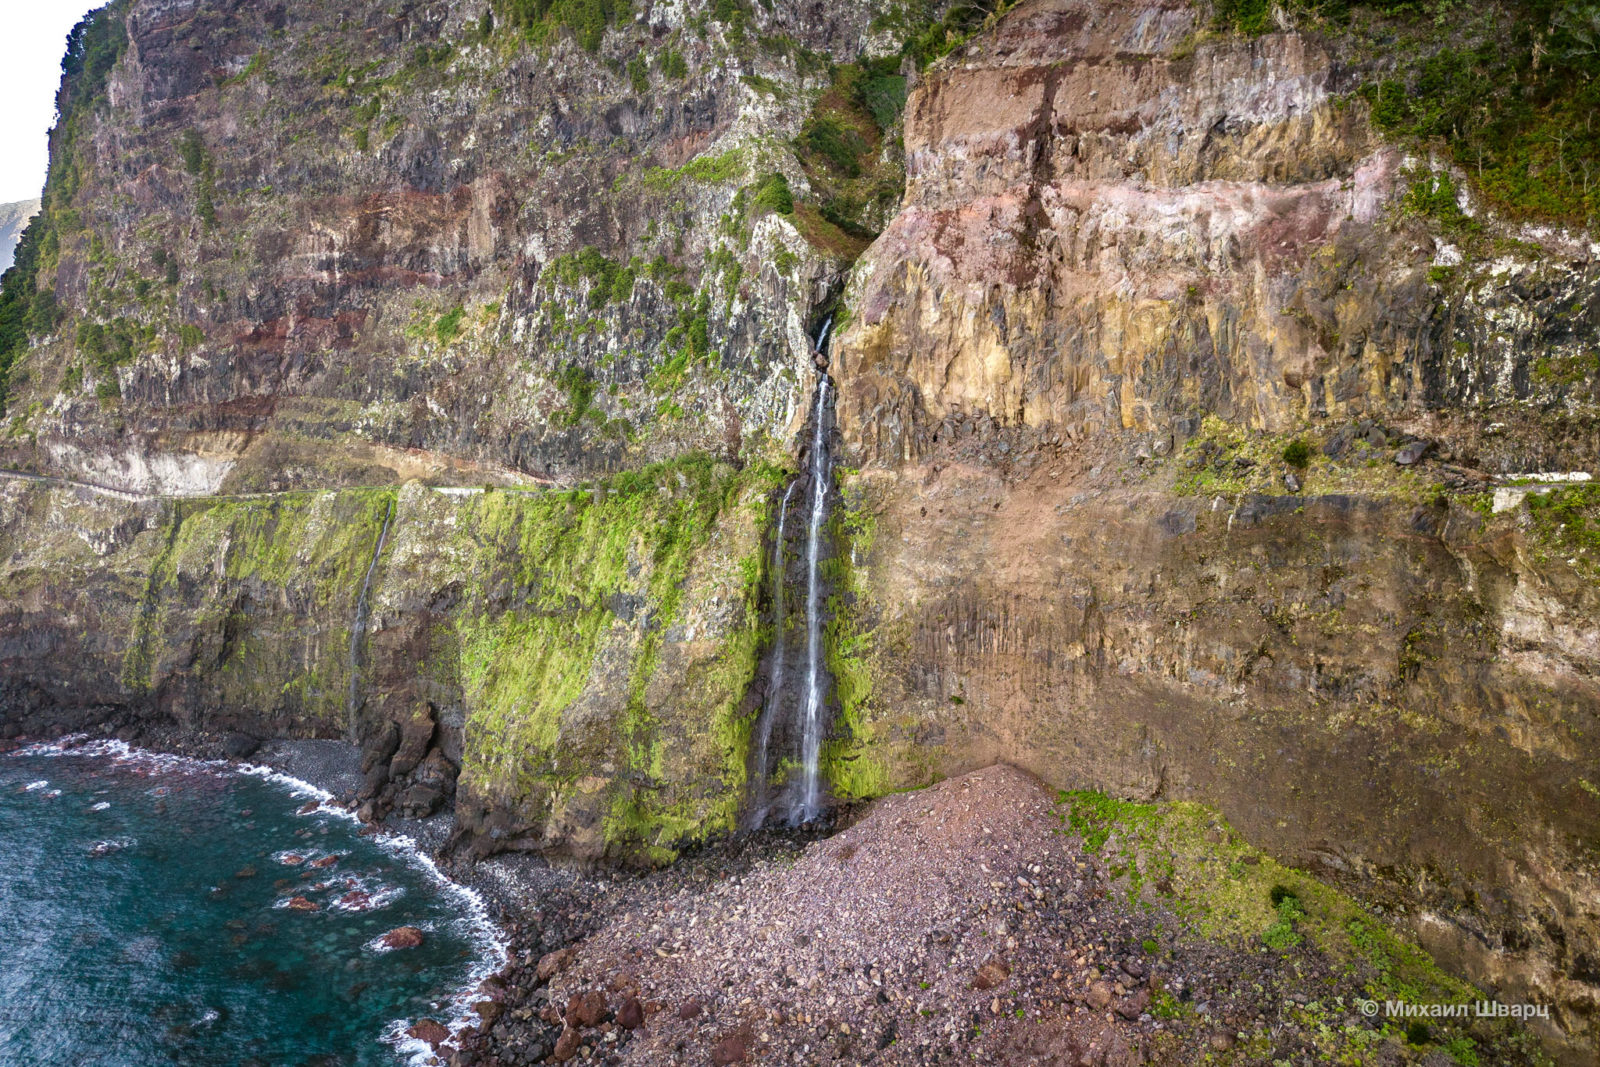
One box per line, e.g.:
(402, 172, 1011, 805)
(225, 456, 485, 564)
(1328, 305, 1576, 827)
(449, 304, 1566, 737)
(453, 455, 783, 861)
(1526, 483, 1600, 577)
(551, 361, 597, 427)
(1400, 169, 1481, 236)
(626, 54, 648, 94)
(219, 50, 268, 88)
(0, 1, 129, 412)
(1261, 885, 1306, 950)
(638, 149, 743, 192)
(1054, 790, 1533, 1062)
(544, 247, 637, 307)
(820, 480, 891, 800)
(494, 0, 630, 52)
(1173, 416, 1427, 501)
(122, 490, 396, 729)
(750, 172, 795, 215)
(871, 1, 1019, 69)
(1531, 349, 1600, 387)
(434, 304, 466, 344)
(785, 61, 908, 258)
(1212, 1, 1600, 227)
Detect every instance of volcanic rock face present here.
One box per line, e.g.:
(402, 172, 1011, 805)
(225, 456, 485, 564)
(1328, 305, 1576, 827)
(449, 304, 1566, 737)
(827, 0, 1599, 1052)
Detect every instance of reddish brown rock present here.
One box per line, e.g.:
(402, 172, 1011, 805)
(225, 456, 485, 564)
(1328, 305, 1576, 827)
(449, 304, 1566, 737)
(535, 946, 575, 981)
(296, 801, 320, 815)
(972, 956, 1010, 990)
(551, 1025, 581, 1062)
(338, 890, 372, 910)
(615, 994, 645, 1030)
(380, 926, 425, 949)
(277, 853, 304, 866)
(677, 997, 703, 1021)
(406, 1018, 450, 1048)
(564, 990, 607, 1029)
(308, 854, 341, 869)
(710, 1027, 751, 1065)
(1086, 980, 1114, 1011)
(285, 896, 318, 911)
(1116, 988, 1151, 1020)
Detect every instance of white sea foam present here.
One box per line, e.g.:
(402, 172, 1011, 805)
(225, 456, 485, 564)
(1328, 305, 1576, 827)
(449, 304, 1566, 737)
(9, 734, 509, 1064)
(22, 780, 48, 791)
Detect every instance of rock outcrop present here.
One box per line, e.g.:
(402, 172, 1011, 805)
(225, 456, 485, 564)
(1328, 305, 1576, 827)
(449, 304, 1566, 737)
(829, 0, 1599, 1055)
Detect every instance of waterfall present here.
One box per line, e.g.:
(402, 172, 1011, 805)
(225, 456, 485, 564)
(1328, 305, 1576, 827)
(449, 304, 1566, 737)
(750, 478, 797, 823)
(746, 317, 838, 828)
(345, 498, 395, 723)
(796, 371, 833, 824)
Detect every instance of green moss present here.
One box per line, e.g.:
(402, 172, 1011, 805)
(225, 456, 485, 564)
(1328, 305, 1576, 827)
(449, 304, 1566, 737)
(820, 478, 891, 800)
(1525, 483, 1600, 577)
(450, 457, 784, 860)
(434, 305, 466, 345)
(121, 490, 395, 728)
(494, 0, 628, 52)
(1173, 416, 1428, 502)
(1052, 789, 1538, 1059)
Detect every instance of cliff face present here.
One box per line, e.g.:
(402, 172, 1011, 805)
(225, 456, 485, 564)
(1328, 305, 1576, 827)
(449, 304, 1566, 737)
(830, 0, 1600, 1053)
(1, 458, 778, 863)
(0, 0, 1597, 1057)
(0, 200, 41, 274)
(0, 0, 898, 493)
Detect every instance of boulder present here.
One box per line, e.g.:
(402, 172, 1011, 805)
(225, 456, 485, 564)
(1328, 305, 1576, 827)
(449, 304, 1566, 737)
(380, 926, 425, 949)
(971, 956, 1010, 991)
(221, 732, 259, 759)
(407, 1018, 451, 1049)
(535, 947, 576, 981)
(552, 1025, 581, 1062)
(389, 704, 437, 778)
(616, 994, 645, 1030)
(564, 990, 607, 1029)
(710, 1027, 751, 1065)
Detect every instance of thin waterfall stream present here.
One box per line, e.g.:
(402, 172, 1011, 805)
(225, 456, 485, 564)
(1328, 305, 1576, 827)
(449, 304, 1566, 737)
(749, 318, 837, 827)
(751, 479, 797, 824)
(345, 497, 395, 722)
(797, 371, 832, 823)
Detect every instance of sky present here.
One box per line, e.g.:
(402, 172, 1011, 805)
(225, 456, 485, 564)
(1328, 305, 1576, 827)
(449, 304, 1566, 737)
(0, 2, 105, 204)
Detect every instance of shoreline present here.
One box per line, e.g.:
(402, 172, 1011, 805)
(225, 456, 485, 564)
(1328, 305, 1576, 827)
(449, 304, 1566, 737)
(0, 728, 542, 1064)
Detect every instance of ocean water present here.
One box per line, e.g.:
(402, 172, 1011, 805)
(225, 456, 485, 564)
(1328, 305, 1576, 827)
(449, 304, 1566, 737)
(0, 742, 501, 1067)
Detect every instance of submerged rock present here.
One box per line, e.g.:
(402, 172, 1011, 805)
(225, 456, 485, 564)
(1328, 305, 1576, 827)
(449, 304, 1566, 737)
(379, 926, 424, 949)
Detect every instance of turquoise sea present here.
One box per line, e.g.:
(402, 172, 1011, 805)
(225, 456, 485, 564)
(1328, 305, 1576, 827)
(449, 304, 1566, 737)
(0, 741, 501, 1066)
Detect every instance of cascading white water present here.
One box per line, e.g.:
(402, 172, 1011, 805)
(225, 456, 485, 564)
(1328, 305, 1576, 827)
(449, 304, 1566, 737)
(795, 324, 835, 823)
(750, 479, 797, 822)
(747, 317, 837, 828)
(345, 498, 395, 722)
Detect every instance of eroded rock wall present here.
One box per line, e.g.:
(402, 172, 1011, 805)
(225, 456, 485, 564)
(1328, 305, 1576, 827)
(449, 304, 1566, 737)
(827, 0, 1600, 1055)
(0, 460, 777, 863)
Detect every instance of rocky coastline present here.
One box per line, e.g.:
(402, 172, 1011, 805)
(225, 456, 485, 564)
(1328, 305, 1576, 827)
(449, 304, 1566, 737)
(5, 721, 1560, 1066)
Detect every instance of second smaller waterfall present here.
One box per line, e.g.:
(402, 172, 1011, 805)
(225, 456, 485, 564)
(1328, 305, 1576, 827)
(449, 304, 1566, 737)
(345, 498, 395, 722)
